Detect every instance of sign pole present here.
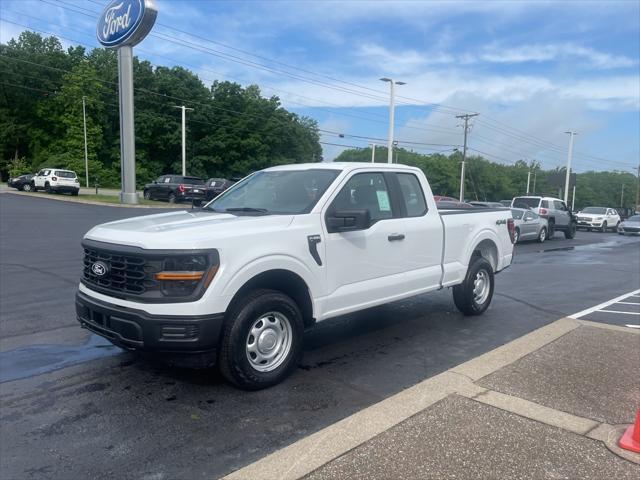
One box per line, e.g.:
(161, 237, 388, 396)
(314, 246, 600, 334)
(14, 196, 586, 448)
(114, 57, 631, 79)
(118, 45, 137, 204)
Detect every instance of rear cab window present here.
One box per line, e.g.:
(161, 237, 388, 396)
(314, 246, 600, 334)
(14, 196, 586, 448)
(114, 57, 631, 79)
(396, 173, 427, 217)
(54, 170, 76, 178)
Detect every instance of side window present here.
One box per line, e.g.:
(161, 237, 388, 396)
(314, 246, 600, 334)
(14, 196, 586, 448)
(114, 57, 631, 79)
(330, 172, 393, 223)
(524, 212, 535, 220)
(541, 200, 549, 209)
(43, 170, 51, 176)
(396, 173, 427, 217)
(36, 170, 44, 176)
(554, 201, 566, 211)
(164, 177, 172, 184)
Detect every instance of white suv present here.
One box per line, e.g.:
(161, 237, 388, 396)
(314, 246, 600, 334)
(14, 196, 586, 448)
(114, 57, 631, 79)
(32, 168, 80, 195)
(576, 207, 620, 232)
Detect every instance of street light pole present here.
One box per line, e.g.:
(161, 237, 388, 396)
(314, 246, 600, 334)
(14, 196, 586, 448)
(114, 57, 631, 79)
(82, 96, 89, 188)
(370, 143, 376, 163)
(380, 78, 405, 163)
(173, 105, 194, 176)
(564, 131, 577, 204)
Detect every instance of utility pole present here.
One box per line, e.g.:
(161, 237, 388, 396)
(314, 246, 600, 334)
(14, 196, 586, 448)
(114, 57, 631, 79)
(533, 171, 537, 194)
(456, 113, 479, 202)
(526, 170, 531, 194)
(380, 78, 405, 163)
(173, 105, 194, 176)
(572, 185, 576, 211)
(635, 164, 640, 213)
(82, 96, 89, 188)
(621, 183, 625, 207)
(370, 143, 376, 163)
(564, 131, 577, 204)
(393, 140, 399, 163)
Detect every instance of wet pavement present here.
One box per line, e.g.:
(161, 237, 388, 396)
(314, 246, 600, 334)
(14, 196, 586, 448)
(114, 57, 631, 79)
(1, 193, 639, 479)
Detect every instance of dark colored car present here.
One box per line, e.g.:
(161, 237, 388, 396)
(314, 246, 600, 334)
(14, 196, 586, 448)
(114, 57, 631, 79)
(143, 175, 206, 203)
(8, 174, 35, 191)
(204, 178, 235, 201)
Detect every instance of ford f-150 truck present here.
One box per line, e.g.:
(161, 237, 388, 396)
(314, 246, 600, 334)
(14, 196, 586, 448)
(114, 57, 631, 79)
(76, 163, 515, 389)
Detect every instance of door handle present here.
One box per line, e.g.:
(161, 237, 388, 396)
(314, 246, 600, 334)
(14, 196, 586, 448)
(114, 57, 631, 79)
(388, 233, 405, 241)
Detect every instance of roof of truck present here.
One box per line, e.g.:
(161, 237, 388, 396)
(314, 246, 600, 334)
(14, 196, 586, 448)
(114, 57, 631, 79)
(264, 162, 418, 172)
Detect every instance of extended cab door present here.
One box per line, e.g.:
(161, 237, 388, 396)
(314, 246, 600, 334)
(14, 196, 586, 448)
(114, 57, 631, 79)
(321, 171, 409, 317)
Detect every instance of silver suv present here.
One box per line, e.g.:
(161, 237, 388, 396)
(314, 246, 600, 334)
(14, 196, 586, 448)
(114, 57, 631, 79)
(511, 196, 576, 239)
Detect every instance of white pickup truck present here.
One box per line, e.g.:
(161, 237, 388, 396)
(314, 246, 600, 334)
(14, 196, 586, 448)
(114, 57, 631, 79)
(76, 163, 515, 389)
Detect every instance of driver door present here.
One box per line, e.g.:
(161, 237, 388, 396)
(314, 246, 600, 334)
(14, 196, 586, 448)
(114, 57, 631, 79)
(322, 171, 409, 318)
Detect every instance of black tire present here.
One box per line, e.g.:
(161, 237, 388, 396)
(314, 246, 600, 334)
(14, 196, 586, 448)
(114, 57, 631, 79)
(547, 220, 555, 239)
(600, 221, 607, 233)
(564, 222, 576, 239)
(513, 228, 520, 244)
(218, 289, 304, 390)
(21, 183, 33, 192)
(168, 192, 177, 203)
(538, 227, 547, 243)
(453, 256, 495, 316)
(143, 189, 151, 200)
(71, 189, 79, 196)
(615, 222, 620, 232)
(44, 182, 51, 193)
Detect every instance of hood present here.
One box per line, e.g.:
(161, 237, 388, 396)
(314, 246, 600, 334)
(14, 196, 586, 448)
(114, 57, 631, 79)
(84, 210, 295, 249)
(577, 212, 605, 218)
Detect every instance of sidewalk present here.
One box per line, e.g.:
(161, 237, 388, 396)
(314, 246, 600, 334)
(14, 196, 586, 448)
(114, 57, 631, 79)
(226, 318, 640, 479)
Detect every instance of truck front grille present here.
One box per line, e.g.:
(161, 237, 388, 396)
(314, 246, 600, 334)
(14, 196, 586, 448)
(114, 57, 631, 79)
(83, 246, 160, 295)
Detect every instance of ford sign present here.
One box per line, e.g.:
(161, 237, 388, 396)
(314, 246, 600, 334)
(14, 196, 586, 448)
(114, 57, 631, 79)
(97, 0, 158, 48)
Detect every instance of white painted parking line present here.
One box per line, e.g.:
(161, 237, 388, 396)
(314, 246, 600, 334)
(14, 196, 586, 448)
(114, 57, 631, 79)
(569, 288, 640, 319)
(598, 310, 640, 315)
(626, 324, 640, 329)
(616, 301, 640, 305)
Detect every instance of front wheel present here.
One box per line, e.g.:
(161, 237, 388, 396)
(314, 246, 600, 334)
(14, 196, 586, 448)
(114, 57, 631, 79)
(21, 183, 33, 192)
(564, 222, 576, 239)
(600, 221, 607, 233)
(547, 221, 555, 239)
(218, 289, 304, 390)
(538, 227, 547, 243)
(44, 183, 51, 193)
(453, 257, 494, 316)
(513, 228, 520, 244)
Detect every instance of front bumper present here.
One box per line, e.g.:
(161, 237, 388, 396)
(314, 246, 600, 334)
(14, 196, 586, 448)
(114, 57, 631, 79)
(76, 291, 225, 362)
(577, 220, 604, 227)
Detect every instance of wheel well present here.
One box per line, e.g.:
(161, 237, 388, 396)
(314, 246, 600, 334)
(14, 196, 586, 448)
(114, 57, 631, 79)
(472, 239, 498, 272)
(229, 269, 314, 327)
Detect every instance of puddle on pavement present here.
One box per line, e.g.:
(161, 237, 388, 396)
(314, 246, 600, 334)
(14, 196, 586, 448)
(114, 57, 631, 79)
(0, 334, 121, 383)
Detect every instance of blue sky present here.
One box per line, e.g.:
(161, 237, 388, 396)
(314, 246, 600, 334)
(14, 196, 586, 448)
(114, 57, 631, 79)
(1, 0, 639, 172)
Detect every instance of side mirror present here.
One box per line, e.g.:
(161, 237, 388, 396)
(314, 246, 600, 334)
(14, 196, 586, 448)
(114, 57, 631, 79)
(327, 209, 371, 233)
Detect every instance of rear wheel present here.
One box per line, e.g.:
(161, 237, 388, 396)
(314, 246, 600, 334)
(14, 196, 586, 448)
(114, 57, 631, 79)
(538, 227, 547, 243)
(453, 257, 494, 316)
(218, 289, 304, 390)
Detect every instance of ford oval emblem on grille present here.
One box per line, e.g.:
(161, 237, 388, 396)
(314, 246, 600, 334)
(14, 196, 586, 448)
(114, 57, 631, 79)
(91, 261, 109, 277)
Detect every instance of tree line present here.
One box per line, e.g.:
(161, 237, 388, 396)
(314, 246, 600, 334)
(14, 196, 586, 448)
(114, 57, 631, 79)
(1, 32, 322, 186)
(1, 32, 636, 209)
(336, 147, 638, 211)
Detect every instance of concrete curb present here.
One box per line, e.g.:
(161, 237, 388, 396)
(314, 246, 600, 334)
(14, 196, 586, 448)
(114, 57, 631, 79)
(224, 317, 603, 480)
(2, 190, 184, 209)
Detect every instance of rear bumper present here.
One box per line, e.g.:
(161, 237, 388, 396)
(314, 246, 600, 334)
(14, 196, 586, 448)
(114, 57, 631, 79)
(51, 185, 79, 193)
(76, 291, 225, 361)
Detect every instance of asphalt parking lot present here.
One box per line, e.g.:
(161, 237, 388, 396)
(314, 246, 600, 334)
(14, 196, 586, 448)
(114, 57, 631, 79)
(1, 193, 639, 479)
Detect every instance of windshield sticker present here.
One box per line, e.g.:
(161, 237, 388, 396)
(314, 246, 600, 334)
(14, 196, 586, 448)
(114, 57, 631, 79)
(377, 190, 391, 211)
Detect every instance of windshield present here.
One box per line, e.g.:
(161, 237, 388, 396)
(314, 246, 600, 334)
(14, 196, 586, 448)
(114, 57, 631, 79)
(582, 207, 607, 214)
(206, 169, 340, 215)
(55, 170, 76, 178)
(511, 209, 524, 219)
(512, 197, 540, 209)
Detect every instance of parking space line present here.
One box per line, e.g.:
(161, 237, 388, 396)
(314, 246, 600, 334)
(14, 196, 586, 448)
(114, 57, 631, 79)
(568, 289, 640, 319)
(626, 324, 640, 329)
(616, 301, 640, 305)
(598, 310, 640, 315)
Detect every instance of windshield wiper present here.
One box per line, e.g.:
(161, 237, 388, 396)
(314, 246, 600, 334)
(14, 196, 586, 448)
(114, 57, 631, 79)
(225, 207, 270, 214)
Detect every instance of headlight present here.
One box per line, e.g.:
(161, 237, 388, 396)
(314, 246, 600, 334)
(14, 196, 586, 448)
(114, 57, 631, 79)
(154, 253, 219, 297)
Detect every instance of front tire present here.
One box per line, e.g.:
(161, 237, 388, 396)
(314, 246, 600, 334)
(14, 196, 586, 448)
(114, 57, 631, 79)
(21, 183, 33, 192)
(600, 221, 607, 233)
(547, 220, 555, 239)
(218, 289, 304, 390)
(513, 227, 520, 244)
(143, 190, 151, 200)
(564, 222, 576, 239)
(44, 183, 51, 193)
(538, 227, 547, 243)
(453, 257, 495, 316)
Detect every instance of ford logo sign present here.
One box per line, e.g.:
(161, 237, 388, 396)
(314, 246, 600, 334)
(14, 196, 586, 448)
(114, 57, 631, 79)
(97, 0, 158, 48)
(91, 261, 109, 277)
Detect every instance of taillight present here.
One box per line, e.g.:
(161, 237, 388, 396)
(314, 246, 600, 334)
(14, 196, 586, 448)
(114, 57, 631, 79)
(507, 218, 516, 244)
(539, 208, 548, 216)
(178, 184, 185, 193)
(51, 176, 57, 181)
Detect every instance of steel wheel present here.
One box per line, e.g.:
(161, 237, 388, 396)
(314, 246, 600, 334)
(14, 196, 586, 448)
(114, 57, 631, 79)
(245, 312, 292, 372)
(473, 270, 491, 305)
(22, 183, 32, 192)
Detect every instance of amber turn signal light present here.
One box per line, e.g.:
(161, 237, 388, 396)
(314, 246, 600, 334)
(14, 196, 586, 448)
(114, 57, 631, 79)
(155, 271, 205, 281)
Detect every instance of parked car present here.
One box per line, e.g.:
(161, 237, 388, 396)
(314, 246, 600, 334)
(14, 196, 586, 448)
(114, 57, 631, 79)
(469, 201, 508, 209)
(77, 163, 515, 390)
(32, 168, 80, 195)
(499, 200, 512, 207)
(511, 208, 548, 243)
(617, 215, 640, 235)
(143, 175, 206, 203)
(8, 173, 35, 191)
(433, 195, 458, 202)
(575, 207, 620, 232)
(205, 178, 235, 201)
(511, 196, 576, 239)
